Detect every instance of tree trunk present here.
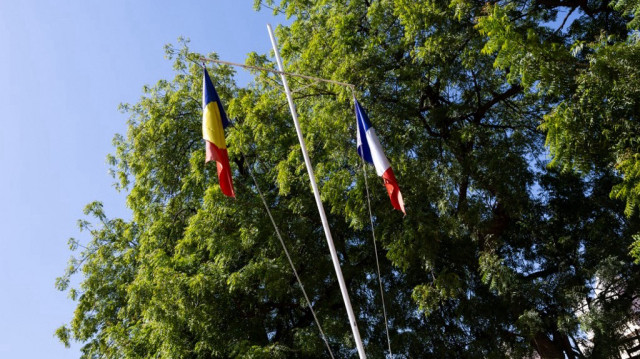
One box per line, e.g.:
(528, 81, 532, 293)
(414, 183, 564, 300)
(532, 332, 566, 359)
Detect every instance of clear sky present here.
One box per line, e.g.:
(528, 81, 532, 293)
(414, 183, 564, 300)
(0, 1, 285, 357)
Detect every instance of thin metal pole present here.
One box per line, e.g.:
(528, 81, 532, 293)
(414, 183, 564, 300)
(267, 24, 367, 359)
(246, 161, 335, 359)
(199, 56, 356, 89)
(361, 159, 393, 358)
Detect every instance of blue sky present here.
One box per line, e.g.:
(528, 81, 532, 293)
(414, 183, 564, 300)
(0, 1, 285, 357)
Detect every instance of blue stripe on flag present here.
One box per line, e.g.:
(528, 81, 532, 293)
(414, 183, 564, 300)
(355, 99, 373, 164)
(355, 99, 372, 130)
(203, 68, 230, 128)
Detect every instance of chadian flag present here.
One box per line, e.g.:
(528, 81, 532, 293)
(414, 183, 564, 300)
(355, 99, 405, 214)
(202, 67, 235, 198)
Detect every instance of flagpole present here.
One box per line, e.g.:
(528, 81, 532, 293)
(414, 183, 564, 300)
(267, 24, 367, 359)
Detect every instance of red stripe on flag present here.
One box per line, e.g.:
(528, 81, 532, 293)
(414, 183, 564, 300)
(381, 167, 405, 214)
(205, 140, 235, 198)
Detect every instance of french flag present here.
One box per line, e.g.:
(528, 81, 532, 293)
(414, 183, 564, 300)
(355, 99, 405, 214)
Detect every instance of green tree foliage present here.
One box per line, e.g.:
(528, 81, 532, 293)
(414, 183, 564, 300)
(57, 1, 640, 358)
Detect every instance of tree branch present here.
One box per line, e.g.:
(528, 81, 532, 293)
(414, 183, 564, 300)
(463, 84, 522, 124)
(520, 265, 559, 280)
(554, 7, 577, 34)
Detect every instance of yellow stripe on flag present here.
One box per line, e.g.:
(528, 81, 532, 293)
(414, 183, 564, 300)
(202, 101, 227, 149)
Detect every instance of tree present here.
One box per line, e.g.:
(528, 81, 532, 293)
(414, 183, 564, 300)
(57, 1, 640, 357)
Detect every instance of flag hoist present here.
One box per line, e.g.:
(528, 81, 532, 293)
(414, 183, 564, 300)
(198, 26, 407, 358)
(202, 67, 235, 198)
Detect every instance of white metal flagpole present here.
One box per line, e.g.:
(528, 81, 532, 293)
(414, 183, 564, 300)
(266, 24, 367, 359)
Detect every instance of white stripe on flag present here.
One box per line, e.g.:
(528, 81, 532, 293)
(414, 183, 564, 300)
(365, 127, 391, 176)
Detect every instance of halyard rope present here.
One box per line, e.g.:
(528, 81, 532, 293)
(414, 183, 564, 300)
(246, 163, 336, 359)
(361, 160, 393, 358)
